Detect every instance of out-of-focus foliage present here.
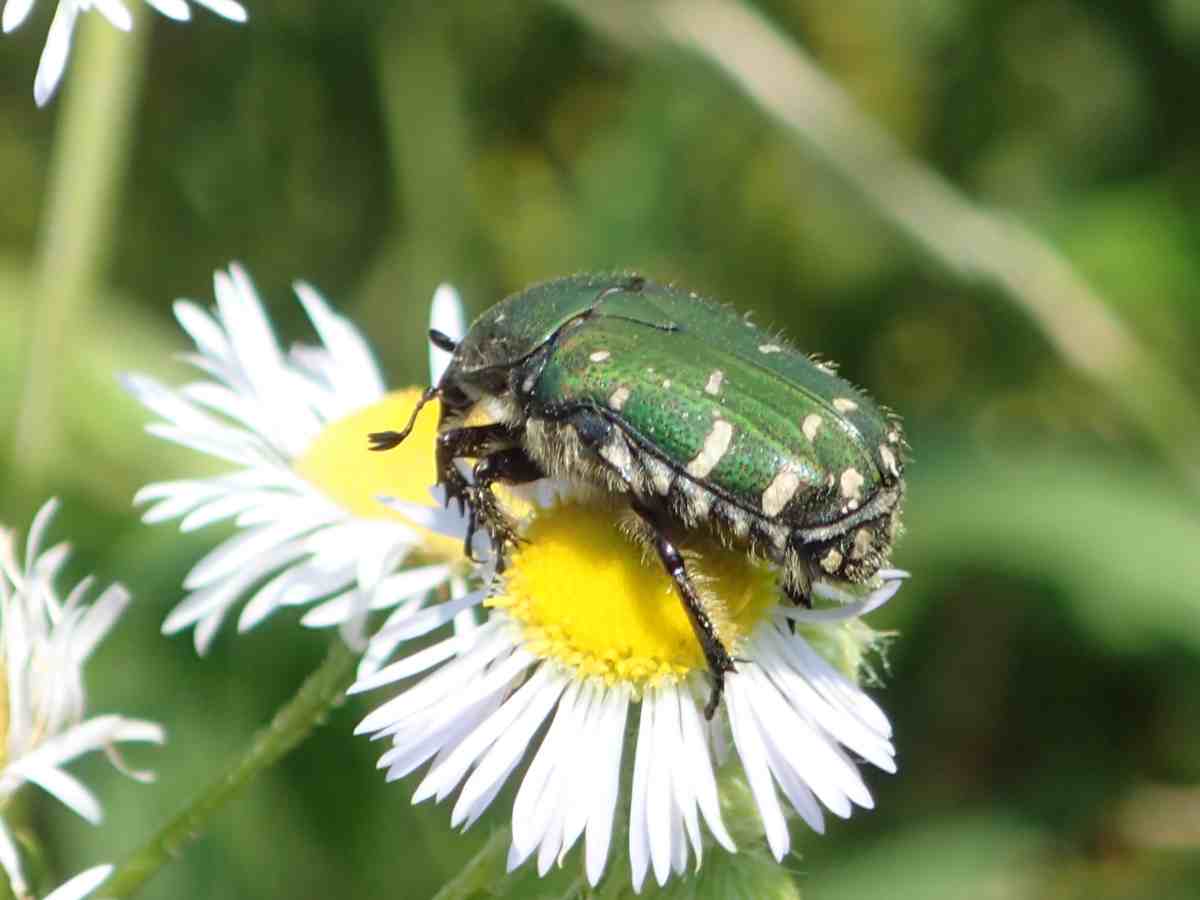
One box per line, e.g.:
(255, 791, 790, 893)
(2, 1, 1200, 898)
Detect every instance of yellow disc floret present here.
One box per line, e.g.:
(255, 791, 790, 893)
(294, 389, 461, 560)
(489, 501, 777, 688)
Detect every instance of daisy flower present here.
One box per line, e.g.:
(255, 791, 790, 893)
(0, 500, 164, 899)
(124, 264, 474, 667)
(354, 493, 905, 891)
(2, 0, 247, 106)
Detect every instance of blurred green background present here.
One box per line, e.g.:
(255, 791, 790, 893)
(3, 1, 1200, 898)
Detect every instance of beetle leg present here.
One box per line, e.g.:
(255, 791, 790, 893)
(632, 501, 736, 720)
(433, 424, 523, 560)
(783, 580, 813, 610)
(471, 448, 545, 568)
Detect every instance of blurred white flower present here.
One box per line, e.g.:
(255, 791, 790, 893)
(1, 0, 247, 106)
(0, 501, 163, 899)
(354, 497, 905, 891)
(125, 264, 473, 669)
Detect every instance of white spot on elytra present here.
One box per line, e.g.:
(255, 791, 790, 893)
(686, 419, 734, 479)
(762, 466, 801, 517)
(645, 456, 674, 495)
(759, 344, 783, 354)
(850, 528, 873, 560)
(833, 397, 858, 413)
(820, 548, 843, 574)
(705, 370, 724, 396)
(600, 435, 634, 480)
(608, 386, 631, 411)
(802, 414, 822, 442)
(840, 467, 865, 501)
(663, 379, 672, 389)
(590, 350, 611, 363)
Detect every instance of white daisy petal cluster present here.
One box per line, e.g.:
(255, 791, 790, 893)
(2, 0, 247, 106)
(354, 488, 905, 891)
(0, 501, 164, 899)
(125, 264, 468, 657)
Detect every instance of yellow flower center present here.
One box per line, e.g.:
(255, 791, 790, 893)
(294, 389, 462, 561)
(489, 501, 777, 687)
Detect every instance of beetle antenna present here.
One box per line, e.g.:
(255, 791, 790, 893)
(429, 329, 458, 353)
(369, 386, 439, 451)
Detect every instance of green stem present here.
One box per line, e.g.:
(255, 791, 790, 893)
(100, 640, 359, 898)
(430, 827, 512, 900)
(12, 7, 148, 498)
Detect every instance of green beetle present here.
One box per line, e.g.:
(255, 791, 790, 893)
(373, 273, 905, 716)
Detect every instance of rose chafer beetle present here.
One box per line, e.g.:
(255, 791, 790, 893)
(372, 273, 905, 717)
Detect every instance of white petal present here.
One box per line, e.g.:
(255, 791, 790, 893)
(192, 608, 227, 654)
(584, 684, 630, 885)
(355, 628, 518, 736)
(381, 689, 504, 781)
(662, 688, 703, 867)
(794, 574, 904, 623)
(450, 672, 566, 827)
(70, 583, 130, 662)
(43, 864, 114, 900)
(33, 1, 78, 106)
(172, 299, 230, 361)
(429, 284, 466, 383)
(726, 676, 790, 861)
(25, 497, 61, 574)
(646, 687, 676, 886)
(510, 679, 583, 857)
(378, 495, 469, 542)
(134, 479, 222, 521)
(535, 802, 566, 876)
(193, 0, 247, 22)
(412, 657, 549, 804)
(353, 596, 429, 679)
(293, 281, 385, 401)
(758, 628, 895, 772)
(758, 727, 826, 834)
(628, 693, 654, 893)
(183, 515, 326, 590)
(23, 766, 102, 822)
(349, 632, 466, 694)
(742, 665, 869, 815)
(91, 0, 133, 31)
(781, 629, 893, 739)
(0, 821, 27, 898)
(678, 683, 735, 852)
(3, 0, 36, 33)
(556, 682, 603, 861)
(368, 588, 484, 644)
(143, 0, 191, 21)
(164, 542, 309, 635)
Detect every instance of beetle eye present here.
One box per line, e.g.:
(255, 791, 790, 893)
(429, 329, 458, 353)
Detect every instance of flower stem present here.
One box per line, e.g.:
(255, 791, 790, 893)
(429, 827, 511, 900)
(12, 7, 148, 500)
(101, 640, 359, 898)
